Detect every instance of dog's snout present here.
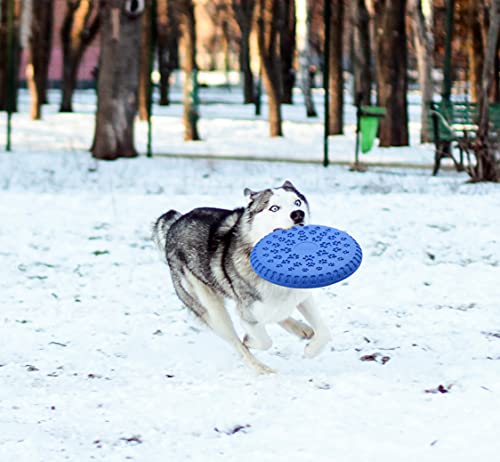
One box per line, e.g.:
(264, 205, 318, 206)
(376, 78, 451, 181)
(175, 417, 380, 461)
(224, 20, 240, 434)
(290, 209, 305, 224)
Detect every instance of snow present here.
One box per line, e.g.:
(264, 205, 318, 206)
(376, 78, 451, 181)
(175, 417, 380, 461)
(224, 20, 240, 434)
(1, 88, 500, 461)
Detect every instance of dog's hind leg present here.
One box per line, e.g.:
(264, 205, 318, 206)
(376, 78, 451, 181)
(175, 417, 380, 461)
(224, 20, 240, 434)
(279, 318, 314, 340)
(181, 272, 275, 374)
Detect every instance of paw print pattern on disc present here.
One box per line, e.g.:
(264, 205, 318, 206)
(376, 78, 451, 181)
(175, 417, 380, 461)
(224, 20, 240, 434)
(250, 225, 362, 288)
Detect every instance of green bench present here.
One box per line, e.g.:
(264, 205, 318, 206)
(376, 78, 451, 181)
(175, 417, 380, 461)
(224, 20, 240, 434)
(425, 101, 500, 175)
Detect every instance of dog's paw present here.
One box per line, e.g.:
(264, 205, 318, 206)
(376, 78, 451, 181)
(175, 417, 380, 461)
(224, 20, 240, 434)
(279, 318, 314, 339)
(294, 320, 314, 340)
(254, 362, 276, 375)
(304, 332, 331, 358)
(243, 334, 273, 351)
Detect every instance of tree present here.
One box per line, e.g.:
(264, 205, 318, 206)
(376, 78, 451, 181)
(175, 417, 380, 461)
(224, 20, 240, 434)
(328, 0, 343, 134)
(470, 0, 500, 182)
(350, 0, 371, 107)
(138, 0, 153, 121)
(157, 0, 179, 105)
(0, 0, 22, 112)
(409, 0, 434, 143)
(467, 0, 484, 102)
(92, 0, 145, 160)
(296, 0, 317, 117)
(177, 0, 200, 140)
(256, 0, 283, 137)
(26, 0, 53, 120)
(374, 0, 409, 146)
(232, 0, 256, 104)
(280, 0, 295, 104)
(60, 0, 100, 112)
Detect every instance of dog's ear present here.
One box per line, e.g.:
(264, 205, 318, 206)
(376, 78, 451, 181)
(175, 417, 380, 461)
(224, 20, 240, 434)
(281, 180, 295, 190)
(244, 187, 256, 199)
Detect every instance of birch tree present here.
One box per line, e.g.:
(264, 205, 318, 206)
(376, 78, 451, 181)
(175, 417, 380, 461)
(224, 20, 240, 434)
(409, 0, 433, 142)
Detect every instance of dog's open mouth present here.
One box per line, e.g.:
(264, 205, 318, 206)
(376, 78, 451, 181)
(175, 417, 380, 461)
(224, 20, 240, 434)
(273, 223, 304, 232)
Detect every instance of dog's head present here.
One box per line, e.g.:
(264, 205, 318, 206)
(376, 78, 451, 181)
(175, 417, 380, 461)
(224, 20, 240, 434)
(243, 180, 310, 245)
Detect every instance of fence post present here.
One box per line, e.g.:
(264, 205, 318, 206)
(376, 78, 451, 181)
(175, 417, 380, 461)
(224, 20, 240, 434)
(323, 0, 331, 167)
(5, 0, 15, 152)
(147, 0, 157, 158)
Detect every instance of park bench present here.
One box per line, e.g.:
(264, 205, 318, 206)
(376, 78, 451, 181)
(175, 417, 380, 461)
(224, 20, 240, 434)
(426, 101, 500, 175)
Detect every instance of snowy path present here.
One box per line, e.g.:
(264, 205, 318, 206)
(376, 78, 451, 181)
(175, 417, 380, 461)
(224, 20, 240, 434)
(1, 152, 499, 461)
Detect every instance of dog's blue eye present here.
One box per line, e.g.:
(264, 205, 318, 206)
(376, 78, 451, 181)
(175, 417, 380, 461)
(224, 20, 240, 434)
(269, 205, 280, 212)
(294, 200, 301, 207)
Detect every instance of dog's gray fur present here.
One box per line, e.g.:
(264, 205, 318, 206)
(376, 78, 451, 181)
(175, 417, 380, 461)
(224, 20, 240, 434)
(152, 180, 331, 374)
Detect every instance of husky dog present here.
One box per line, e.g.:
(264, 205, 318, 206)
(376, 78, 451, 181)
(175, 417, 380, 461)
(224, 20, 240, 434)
(152, 181, 331, 374)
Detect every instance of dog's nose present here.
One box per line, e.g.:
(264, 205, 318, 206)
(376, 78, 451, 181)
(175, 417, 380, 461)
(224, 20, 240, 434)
(290, 210, 305, 224)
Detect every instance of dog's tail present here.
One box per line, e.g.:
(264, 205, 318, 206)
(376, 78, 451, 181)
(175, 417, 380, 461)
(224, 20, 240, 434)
(152, 210, 182, 259)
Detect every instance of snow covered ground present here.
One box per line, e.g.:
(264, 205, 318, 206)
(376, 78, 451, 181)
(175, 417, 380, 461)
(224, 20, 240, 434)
(1, 89, 500, 461)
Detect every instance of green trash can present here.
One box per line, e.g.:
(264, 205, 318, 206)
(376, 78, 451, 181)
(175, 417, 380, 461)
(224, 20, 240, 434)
(360, 106, 386, 153)
(354, 105, 386, 170)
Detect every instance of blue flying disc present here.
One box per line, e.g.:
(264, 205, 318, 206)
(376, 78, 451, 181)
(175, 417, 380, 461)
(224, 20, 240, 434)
(250, 225, 362, 289)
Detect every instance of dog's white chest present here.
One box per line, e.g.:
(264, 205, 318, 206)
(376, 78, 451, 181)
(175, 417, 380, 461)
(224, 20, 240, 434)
(250, 283, 309, 324)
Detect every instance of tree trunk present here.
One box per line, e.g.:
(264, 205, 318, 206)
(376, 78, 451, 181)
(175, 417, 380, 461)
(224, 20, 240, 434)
(470, 0, 500, 182)
(26, 0, 53, 120)
(179, 0, 200, 141)
(296, 0, 316, 117)
(138, 0, 152, 121)
(467, 0, 484, 103)
(280, 0, 295, 104)
(60, 0, 100, 112)
(351, 0, 371, 106)
(0, 0, 22, 112)
(490, 41, 500, 102)
(92, 0, 144, 160)
(409, 0, 433, 143)
(232, 0, 255, 104)
(328, 0, 343, 135)
(374, 0, 409, 146)
(257, 0, 283, 137)
(157, 0, 179, 106)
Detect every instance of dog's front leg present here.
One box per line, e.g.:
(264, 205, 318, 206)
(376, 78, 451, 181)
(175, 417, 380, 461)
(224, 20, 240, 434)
(297, 296, 331, 358)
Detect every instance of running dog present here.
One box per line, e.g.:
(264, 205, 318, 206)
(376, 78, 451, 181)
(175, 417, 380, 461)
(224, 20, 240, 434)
(153, 181, 331, 373)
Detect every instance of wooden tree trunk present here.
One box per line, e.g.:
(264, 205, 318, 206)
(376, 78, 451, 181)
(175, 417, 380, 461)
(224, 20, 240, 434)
(374, 0, 409, 147)
(0, 0, 22, 112)
(296, 0, 316, 117)
(26, 0, 53, 120)
(351, 0, 371, 106)
(92, 0, 144, 160)
(60, 0, 99, 112)
(179, 0, 200, 141)
(257, 0, 283, 137)
(490, 44, 500, 102)
(328, 0, 343, 135)
(471, 0, 500, 182)
(157, 0, 178, 106)
(280, 0, 295, 104)
(467, 0, 484, 103)
(409, 0, 433, 143)
(138, 0, 152, 121)
(232, 0, 255, 104)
